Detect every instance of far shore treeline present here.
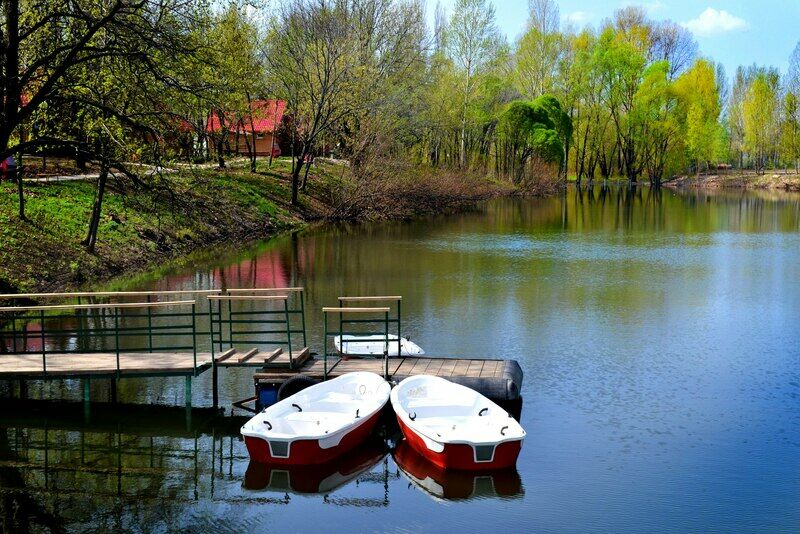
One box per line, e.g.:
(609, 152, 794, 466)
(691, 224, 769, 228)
(3, 0, 800, 218)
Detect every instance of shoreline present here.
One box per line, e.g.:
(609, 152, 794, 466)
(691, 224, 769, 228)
(0, 158, 515, 297)
(665, 172, 800, 191)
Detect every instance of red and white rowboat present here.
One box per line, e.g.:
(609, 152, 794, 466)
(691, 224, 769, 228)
(390, 375, 525, 471)
(241, 372, 390, 465)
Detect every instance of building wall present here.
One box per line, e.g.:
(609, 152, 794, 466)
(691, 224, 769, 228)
(231, 132, 276, 156)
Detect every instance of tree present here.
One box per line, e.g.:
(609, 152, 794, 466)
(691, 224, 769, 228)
(447, 0, 501, 168)
(1, 0, 201, 219)
(675, 59, 723, 175)
(514, 0, 564, 98)
(497, 96, 568, 185)
(743, 71, 779, 174)
(266, 0, 424, 205)
(780, 92, 800, 173)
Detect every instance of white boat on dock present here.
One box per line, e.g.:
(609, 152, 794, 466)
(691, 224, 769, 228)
(334, 334, 425, 357)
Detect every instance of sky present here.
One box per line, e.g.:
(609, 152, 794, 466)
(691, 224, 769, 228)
(428, 0, 800, 78)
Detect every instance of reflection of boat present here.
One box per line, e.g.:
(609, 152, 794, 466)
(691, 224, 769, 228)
(391, 375, 526, 470)
(393, 440, 523, 500)
(241, 372, 390, 464)
(334, 334, 424, 356)
(244, 438, 388, 495)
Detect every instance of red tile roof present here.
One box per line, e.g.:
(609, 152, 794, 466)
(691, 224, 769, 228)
(207, 99, 286, 135)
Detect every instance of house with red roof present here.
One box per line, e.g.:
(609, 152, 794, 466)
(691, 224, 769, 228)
(207, 99, 286, 157)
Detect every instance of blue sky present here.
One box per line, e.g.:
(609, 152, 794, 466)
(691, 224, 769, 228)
(429, 1, 800, 78)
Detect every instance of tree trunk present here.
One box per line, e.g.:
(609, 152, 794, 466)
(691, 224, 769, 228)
(291, 146, 307, 206)
(301, 157, 312, 191)
(246, 92, 257, 173)
(83, 163, 109, 253)
(16, 168, 25, 221)
(216, 138, 225, 169)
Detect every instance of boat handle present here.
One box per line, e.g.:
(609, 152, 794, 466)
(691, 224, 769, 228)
(479, 408, 488, 416)
(500, 426, 508, 436)
(409, 412, 417, 421)
(264, 421, 272, 430)
(292, 403, 302, 412)
(355, 409, 360, 419)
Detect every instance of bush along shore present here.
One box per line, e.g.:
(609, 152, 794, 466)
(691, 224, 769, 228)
(0, 158, 517, 295)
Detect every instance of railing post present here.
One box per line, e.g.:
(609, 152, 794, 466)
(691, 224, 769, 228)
(146, 294, 153, 353)
(209, 299, 218, 409)
(40, 310, 46, 378)
(191, 302, 197, 373)
(299, 289, 307, 347)
(283, 299, 293, 369)
(11, 315, 17, 354)
(397, 298, 402, 358)
(384, 310, 389, 380)
(114, 307, 121, 380)
(227, 299, 233, 349)
(323, 312, 328, 380)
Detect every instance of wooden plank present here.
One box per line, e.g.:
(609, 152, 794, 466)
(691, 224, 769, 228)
(466, 360, 484, 377)
(237, 348, 259, 363)
(393, 357, 418, 376)
(0, 352, 214, 377)
(338, 296, 402, 301)
(322, 307, 390, 313)
(263, 348, 283, 363)
(426, 358, 445, 377)
(438, 359, 457, 378)
(410, 358, 432, 375)
(452, 359, 471, 377)
(0, 300, 196, 312)
(207, 295, 287, 301)
(227, 287, 304, 293)
(290, 347, 311, 367)
(215, 348, 237, 363)
(0, 290, 221, 300)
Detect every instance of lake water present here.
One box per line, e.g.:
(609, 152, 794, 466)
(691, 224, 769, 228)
(2, 185, 800, 532)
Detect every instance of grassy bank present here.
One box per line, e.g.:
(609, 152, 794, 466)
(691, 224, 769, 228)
(0, 158, 511, 295)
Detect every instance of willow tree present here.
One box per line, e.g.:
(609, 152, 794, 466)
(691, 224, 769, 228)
(497, 96, 567, 186)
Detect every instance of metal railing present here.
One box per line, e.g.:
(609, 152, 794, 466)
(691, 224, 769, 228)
(322, 307, 391, 379)
(207, 288, 307, 363)
(0, 300, 200, 378)
(338, 296, 402, 358)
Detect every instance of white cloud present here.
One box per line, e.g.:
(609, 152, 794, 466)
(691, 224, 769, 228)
(683, 8, 748, 37)
(564, 11, 592, 27)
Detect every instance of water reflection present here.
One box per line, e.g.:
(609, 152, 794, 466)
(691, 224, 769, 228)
(393, 440, 524, 501)
(243, 438, 389, 497)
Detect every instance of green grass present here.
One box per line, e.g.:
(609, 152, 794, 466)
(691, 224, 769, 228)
(0, 164, 304, 293)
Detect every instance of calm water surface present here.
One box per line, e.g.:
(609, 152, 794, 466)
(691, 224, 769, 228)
(2, 185, 800, 532)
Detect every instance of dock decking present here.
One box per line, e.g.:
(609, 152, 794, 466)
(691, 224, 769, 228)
(255, 356, 509, 381)
(0, 352, 213, 377)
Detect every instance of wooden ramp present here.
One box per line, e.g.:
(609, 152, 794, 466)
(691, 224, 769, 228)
(254, 356, 509, 382)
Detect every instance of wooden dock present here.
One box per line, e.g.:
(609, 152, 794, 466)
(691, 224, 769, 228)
(0, 352, 213, 377)
(0, 289, 523, 407)
(256, 356, 509, 381)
